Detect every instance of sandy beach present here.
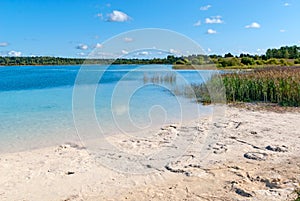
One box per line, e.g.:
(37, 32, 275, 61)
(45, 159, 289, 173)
(0, 105, 299, 201)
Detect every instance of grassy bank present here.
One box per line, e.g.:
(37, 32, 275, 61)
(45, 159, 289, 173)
(193, 67, 300, 107)
(173, 63, 300, 70)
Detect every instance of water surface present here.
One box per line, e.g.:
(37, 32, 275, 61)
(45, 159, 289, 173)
(0, 65, 215, 152)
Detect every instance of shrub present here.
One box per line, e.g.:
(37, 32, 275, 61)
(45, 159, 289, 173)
(255, 60, 265, 65)
(218, 58, 241, 67)
(241, 57, 255, 65)
(279, 59, 289, 66)
(295, 58, 300, 64)
(266, 58, 280, 65)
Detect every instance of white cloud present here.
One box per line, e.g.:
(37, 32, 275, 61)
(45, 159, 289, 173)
(256, 48, 266, 54)
(284, 2, 291, 6)
(207, 48, 212, 52)
(77, 52, 85, 56)
(76, 44, 88, 50)
(193, 20, 201, 27)
(280, 29, 286, 32)
(89, 51, 116, 58)
(96, 13, 103, 20)
(124, 37, 133, 42)
(137, 51, 149, 56)
(169, 48, 180, 54)
(200, 5, 211, 11)
(108, 10, 131, 22)
(245, 22, 261, 29)
(95, 43, 103, 48)
(207, 29, 217, 34)
(0, 42, 8, 47)
(205, 16, 223, 24)
(241, 50, 253, 55)
(8, 50, 22, 57)
(121, 50, 128, 54)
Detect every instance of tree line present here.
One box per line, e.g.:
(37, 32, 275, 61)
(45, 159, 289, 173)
(0, 45, 299, 67)
(177, 45, 300, 67)
(0, 56, 174, 66)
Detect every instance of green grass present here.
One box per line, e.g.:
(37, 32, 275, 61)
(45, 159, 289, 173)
(172, 64, 217, 70)
(193, 67, 300, 107)
(173, 64, 300, 70)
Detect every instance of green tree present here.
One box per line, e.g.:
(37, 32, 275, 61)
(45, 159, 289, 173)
(241, 57, 255, 65)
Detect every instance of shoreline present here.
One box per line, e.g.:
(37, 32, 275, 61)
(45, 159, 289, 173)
(0, 105, 299, 200)
(1, 63, 300, 70)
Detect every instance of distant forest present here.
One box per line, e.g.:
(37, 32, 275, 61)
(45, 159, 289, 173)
(1, 45, 300, 67)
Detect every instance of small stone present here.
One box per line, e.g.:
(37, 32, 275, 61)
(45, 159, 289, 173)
(230, 166, 241, 170)
(169, 124, 177, 129)
(235, 122, 242, 129)
(250, 131, 257, 134)
(244, 152, 268, 161)
(235, 188, 253, 197)
(266, 145, 288, 152)
(66, 171, 75, 175)
(185, 172, 191, 177)
(165, 164, 185, 174)
(231, 181, 238, 185)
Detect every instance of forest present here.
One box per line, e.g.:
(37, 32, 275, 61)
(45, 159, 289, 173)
(0, 45, 299, 68)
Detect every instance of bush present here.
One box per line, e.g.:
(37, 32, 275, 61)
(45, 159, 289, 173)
(266, 58, 280, 65)
(295, 58, 300, 64)
(218, 58, 241, 67)
(279, 59, 288, 66)
(241, 57, 255, 65)
(175, 59, 186, 65)
(255, 60, 265, 65)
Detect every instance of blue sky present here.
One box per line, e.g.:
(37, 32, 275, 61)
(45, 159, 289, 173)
(0, 0, 299, 58)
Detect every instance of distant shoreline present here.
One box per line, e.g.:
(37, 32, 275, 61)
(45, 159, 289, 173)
(1, 45, 300, 68)
(1, 64, 300, 71)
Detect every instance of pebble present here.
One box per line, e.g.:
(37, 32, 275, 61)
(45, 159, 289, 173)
(244, 152, 268, 161)
(266, 145, 288, 152)
(235, 187, 253, 197)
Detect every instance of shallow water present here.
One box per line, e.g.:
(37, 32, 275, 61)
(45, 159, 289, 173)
(0, 64, 215, 152)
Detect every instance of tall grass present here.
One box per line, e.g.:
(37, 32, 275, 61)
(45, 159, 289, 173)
(191, 74, 226, 104)
(143, 72, 204, 100)
(143, 72, 177, 84)
(194, 67, 300, 106)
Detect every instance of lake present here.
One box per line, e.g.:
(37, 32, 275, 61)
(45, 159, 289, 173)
(0, 64, 216, 152)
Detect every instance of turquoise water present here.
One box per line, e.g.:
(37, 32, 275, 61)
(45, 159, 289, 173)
(0, 65, 214, 152)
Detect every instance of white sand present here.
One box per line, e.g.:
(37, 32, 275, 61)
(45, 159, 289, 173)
(0, 106, 299, 201)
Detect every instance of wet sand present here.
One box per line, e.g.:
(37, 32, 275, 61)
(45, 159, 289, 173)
(0, 106, 299, 201)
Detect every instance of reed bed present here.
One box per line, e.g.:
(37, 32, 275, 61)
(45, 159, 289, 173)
(194, 67, 300, 106)
(143, 72, 177, 84)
